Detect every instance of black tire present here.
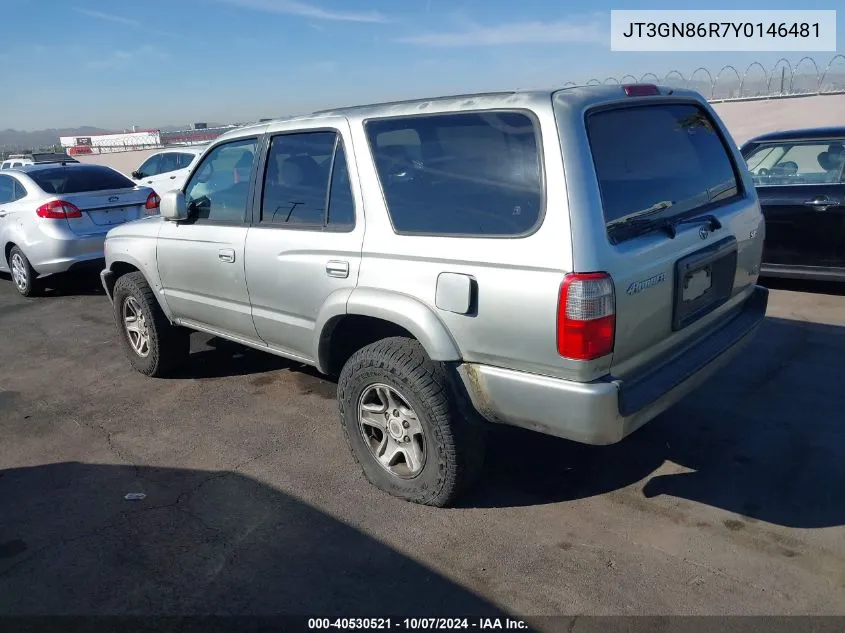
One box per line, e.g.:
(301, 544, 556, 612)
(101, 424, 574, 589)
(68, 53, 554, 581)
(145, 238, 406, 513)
(112, 271, 189, 377)
(338, 337, 486, 507)
(8, 246, 38, 297)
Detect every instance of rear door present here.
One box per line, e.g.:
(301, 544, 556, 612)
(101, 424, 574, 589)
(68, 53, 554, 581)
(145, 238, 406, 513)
(0, 176, 30, 272)
(742, 139, 845, 269)
(244, 124, 363, 360)
(567, 96, 764, 378)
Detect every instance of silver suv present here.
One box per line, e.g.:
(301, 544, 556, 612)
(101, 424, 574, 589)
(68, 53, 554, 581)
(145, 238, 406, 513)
(101, 85, 768, 506)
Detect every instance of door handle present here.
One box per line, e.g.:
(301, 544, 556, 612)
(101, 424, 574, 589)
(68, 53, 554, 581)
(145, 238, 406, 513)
(218, 248, 236, 263)
(326, 260, 349, 278)
(803, 197, 841, 210)
(0, 210, 7, 218)
(170, 175, 177, 179)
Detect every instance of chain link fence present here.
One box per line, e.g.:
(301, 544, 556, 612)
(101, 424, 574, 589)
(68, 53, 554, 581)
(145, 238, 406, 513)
(569, 54, 845, 102)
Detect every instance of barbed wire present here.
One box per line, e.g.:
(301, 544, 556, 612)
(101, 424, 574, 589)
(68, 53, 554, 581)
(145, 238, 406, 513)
(5, 55, 845, 156)
(568, 54, 845, 101)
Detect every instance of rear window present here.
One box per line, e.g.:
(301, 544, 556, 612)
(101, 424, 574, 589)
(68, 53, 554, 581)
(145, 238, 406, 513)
(587, 103, 740, 229)
(365, 111, 543, 236)
(29, 165, 135, 195)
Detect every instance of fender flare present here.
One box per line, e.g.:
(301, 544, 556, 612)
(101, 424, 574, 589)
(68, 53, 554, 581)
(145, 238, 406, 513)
(314, 287, 461, 374)
(106, 252, 175, 320)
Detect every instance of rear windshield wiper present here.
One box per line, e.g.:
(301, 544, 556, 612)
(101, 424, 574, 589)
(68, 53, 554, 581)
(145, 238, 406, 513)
(609, 203, 723, 241)
(666, 213, 722, 238)
(607, 201, 675, 239)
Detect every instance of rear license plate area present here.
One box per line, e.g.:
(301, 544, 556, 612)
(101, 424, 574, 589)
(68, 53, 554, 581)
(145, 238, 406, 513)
(92, 207, 130, 225)
(672, 236, 738, 331)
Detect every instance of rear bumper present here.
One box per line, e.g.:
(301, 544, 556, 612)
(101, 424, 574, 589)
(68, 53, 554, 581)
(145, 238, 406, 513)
(761, 263, 845, 282)
(26, 232, 107, 276)
(458, 285, 768, 445)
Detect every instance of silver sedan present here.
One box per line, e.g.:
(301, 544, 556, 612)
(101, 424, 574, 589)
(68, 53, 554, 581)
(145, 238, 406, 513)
(0, 163, 158, 296)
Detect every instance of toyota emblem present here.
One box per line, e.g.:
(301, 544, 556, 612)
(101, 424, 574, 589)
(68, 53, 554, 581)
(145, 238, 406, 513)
(699, 226, 711, 240)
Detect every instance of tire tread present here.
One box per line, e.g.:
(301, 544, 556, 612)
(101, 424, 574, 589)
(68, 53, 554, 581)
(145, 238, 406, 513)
(112, 271, 188, 377)
(338, 336, 485, 507)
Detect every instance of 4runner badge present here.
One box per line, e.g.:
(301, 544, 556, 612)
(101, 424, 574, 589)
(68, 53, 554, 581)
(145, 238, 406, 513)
(627, 273, 666, 296)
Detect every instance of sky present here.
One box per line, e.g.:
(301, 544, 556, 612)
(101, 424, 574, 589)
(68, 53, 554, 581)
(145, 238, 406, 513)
(0, 0, 842, 130)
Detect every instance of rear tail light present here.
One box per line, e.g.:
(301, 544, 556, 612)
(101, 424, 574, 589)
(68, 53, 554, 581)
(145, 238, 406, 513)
(623, 83, 660, 97)
(144, 191, 160, 214)
(557, 272, 616, 360)
(36, 200, 82, 219)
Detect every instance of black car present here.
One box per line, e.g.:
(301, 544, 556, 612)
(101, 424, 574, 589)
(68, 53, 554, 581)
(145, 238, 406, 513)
(741, 127, 845, 281)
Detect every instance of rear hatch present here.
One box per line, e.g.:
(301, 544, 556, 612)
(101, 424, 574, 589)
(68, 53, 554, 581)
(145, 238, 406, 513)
(555, 86, 765, 379)
(30, 165, 150, 236)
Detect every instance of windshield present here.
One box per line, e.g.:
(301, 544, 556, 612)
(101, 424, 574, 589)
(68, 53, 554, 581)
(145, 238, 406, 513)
(587, 103, 740, 238)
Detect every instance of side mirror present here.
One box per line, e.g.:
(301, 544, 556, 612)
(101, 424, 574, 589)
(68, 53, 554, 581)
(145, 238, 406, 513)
(131, 170, 143, 179)
(160, 190, 188, 221)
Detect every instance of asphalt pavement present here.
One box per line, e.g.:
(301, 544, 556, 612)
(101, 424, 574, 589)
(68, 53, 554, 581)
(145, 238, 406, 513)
(1, 271, 844, 627)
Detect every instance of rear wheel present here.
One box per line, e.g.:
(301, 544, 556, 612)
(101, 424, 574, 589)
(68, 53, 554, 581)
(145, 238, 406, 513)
(112, 271, 189, 377)
(8, 246, 38, 297)
(338, 337, 485, 507)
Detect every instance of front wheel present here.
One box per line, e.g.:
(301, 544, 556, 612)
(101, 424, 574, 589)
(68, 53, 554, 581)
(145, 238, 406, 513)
(338, 337, 485, 507)
(112, 271, 189, 377)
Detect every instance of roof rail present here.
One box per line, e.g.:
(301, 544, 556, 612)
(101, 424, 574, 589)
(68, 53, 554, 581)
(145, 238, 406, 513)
(311, 91, 518, 115)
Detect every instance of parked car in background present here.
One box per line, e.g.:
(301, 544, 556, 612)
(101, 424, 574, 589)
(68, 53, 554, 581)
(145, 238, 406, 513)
(0, 163, 159, 296)
(1, 152, 79, 170)
(102, 85, 767, 507)
(130, 146, 206, 198)
(741, 127, 845, 281)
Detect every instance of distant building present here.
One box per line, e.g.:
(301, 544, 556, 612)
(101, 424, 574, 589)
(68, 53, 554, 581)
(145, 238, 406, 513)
(59, 124, 239, 154)
(60, 130, 161, 155)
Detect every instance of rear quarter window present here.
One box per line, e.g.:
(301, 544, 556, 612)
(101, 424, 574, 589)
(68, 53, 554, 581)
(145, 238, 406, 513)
(30, 166, 135, 194)
(365, 111, 543, 237)
(587, 103, 740, 229)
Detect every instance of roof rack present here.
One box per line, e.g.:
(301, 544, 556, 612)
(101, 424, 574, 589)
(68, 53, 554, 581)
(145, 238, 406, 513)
(311, 91, 518, 115)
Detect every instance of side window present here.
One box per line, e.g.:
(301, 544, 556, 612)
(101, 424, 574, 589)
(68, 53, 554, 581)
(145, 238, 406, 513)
(13, 179, 27, 201)
(0, 176, 14, 203)
(11, 163, 22, 169)
(184, 137, 257, 224)
(177, 153, 196, 169)
(0, 162, 9, 170)
(158, 152, 179, 174)
(137, 155, 161, 178)
(326, 143, 355, 229)
(365, 111, 543, 236)
(745, 140, 845, 185)
(260, 130, 354, 230)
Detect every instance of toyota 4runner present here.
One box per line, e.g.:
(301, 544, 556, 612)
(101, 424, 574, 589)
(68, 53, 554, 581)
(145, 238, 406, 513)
(101, 84, 768, 506)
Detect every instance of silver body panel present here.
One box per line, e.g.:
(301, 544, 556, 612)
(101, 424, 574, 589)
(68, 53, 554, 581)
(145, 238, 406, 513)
(103, 86, 767, 445)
